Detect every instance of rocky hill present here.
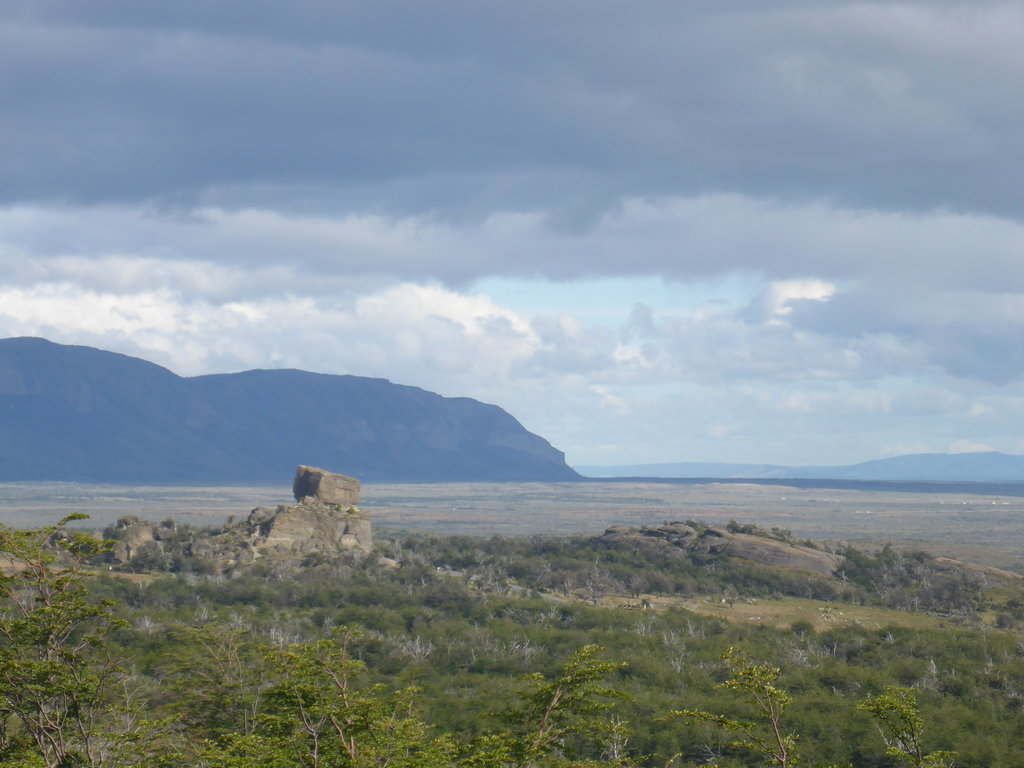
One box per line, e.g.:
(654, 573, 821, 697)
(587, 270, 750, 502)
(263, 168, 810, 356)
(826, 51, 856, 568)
(107, 466, 374, 573)
(600, 522, 840, 576)
(0, 337, 578, 483)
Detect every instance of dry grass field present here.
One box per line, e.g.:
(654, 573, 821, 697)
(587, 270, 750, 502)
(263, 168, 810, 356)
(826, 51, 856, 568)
(635, 595, 944, 631)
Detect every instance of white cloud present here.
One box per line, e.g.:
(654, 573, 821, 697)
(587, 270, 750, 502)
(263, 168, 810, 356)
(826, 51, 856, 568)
(0, 282, 540, 383)
(0, 285, 185, 337)
(880, 441, 933, 458)
(6, 197, 1024, 466)
(947, 440, 994, 454)
(762, 279, 836, 322)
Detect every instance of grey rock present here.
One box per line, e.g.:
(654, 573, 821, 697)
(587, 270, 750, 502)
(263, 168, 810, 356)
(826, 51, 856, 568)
(601, 522, 838, 576)
(106, 469, 373, 571)
(240, 498, 372, 556)
(293, 465, 361, 506)
(699, 531, 839, 575)
(110, 515, 157, 563)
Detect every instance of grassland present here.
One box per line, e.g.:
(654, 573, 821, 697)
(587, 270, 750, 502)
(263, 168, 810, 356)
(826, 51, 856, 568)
(639, 595, 944, 631)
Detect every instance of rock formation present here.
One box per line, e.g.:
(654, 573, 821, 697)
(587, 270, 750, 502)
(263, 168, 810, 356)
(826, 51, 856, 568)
(692, 527, 839, 575)
(600, 522, 839, 576)
(229, 466, 372, 561)
(107, 467, 371, 569)
(601, 522, 698, 548)
(293, 465, 360, 506)
(109, 516, 157, 562)
(240, 500, 371, 558)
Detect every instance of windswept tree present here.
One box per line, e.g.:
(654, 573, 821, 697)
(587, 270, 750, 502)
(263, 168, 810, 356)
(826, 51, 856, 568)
(669, 648, 801, 768)
(859, 687, 957, 768)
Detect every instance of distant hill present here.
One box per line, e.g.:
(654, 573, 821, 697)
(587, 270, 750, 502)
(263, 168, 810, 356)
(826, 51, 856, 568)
(577, 461, 788, 479)
(576, 452, 1024, 483)
(0, 337, 579, 484)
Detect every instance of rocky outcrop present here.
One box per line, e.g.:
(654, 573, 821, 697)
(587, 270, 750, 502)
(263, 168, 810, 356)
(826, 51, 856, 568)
(109, 516, 158, 562)
(600, 522, 839, 576)
(242, 499, 371, 557)
(694, 528, 839, 575)
(223, 465, 372, 561)
(293, 466, 360, 506)
(602, 522, 698, 548)
(107, 467, 371, 569)
(112, 516, 155, 561)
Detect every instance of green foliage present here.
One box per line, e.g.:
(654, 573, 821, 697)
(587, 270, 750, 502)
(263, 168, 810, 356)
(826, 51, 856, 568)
(670, 648, 800, 768)
(81, 534, 1024, 765)
(253, 625, 455, 768)
(162, 621, 268, 738)
(858, 687, 957, 768)
(500, 644, 631, 767)
(0, 514, 125, 768)
(5, 519, 1024, 766)
(834, 545, 984, 615)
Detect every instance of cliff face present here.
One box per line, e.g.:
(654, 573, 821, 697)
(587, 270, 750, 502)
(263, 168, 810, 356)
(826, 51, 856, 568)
(0, 337, 579, 483)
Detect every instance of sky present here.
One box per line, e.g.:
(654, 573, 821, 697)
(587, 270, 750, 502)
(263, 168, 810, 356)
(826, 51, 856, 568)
(3, 0, 1024, 468)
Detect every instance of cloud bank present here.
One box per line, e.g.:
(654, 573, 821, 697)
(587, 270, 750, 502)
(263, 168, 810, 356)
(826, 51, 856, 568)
(2, 1, 1023, 466)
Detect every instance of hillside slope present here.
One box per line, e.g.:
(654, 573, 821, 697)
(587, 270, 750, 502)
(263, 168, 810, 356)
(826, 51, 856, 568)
(0, 337, 578, 483)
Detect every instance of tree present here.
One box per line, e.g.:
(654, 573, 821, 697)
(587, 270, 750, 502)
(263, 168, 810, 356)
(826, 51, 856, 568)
(202, 625, 456, 768)
(163, 621, 269, 739)
(0, 514, 125, 767)
(669, 647, 801, 768)
(498, 644, 631, 768)
(858, 687, 956, 768)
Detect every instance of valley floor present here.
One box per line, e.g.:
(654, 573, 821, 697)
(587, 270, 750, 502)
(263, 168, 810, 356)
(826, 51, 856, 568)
(5, 479, 1024, 571)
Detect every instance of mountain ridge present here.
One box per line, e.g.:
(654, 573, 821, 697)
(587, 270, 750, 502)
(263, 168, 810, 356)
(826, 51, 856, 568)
(576, 452, 1024, 483)
(0, 337, 578, 483)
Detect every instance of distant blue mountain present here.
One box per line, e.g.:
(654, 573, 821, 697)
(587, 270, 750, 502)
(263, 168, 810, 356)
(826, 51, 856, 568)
(576, 452, 1024, 483)
(577, 462, 788, 479)
(0, 337, 579, 484)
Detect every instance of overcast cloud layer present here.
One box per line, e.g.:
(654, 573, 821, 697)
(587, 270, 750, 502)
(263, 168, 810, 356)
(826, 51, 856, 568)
(2, 1, 1024, 467)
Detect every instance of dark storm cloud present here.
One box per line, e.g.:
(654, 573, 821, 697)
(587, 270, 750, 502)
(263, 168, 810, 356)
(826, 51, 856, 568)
(3, 0, 1023, 220)
(2, 198, 1024, 301)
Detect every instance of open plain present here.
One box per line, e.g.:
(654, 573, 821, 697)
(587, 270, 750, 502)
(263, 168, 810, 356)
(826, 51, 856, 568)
(3, 479, 1024, 571)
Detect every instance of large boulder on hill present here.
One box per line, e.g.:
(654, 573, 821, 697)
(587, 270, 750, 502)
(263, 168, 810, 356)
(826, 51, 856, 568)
(293, 466, 360, 506)
(108, 468, 373, 570)
(232, 466, 372, 558)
